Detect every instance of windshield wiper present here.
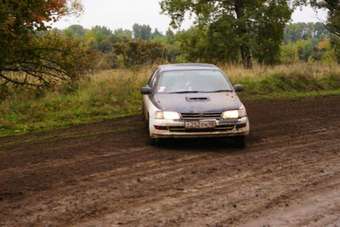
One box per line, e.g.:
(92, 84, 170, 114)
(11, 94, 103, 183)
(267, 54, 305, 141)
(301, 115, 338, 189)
(168, 89, 233, 94)
(169, 91, 201, 94)
(202, 89, 234, 93)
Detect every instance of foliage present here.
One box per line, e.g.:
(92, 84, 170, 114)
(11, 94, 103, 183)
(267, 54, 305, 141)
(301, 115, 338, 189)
(0, 0, 84, 87)
(1, 32, 97, 90)
(133, 24, 152, 40)
(113, 40, 167, 67)
(252, 1, 291, 65)
(58, 21, 336, 68)
(284, 22, 329, 43)
(296, 0, 340, 62)
(161, 0, 292, 68)
(332, 38, 340, 63)
(280, 38, 337, 64)
(307, 0, 339, 38)
(175, 27, 210, 62)
(85, 26, 114, 53)
(61, 24, 175, 68)
(113, 29, 133, 40)
(64, 24, 87, 38)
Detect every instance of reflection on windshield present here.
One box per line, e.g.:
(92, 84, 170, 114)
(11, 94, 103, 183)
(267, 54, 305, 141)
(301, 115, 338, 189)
(157, 70, 233, 94)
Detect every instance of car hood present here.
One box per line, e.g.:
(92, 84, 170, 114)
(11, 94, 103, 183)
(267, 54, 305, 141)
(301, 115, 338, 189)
(152, 92, 242, 113)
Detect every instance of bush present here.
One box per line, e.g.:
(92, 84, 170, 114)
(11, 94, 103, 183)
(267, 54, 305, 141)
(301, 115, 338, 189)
(113, 40, 168, 67)
(0, 32, 98, 89)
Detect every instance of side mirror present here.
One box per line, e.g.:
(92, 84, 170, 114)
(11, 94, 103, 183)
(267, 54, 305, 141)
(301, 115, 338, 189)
(234, 84, 244, 92)
(141, 86, 152, 95)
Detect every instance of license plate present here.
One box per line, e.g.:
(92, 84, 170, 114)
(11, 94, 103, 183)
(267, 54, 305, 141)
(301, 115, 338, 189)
(185, 121, 216, 129)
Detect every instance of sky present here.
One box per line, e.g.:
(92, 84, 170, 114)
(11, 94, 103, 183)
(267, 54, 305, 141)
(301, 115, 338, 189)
(54, 0, 328, 32)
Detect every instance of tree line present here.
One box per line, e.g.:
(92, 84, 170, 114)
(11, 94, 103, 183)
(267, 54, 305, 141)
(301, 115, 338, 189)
(0, 0, 339, 89)
(59, 21, 337, 67)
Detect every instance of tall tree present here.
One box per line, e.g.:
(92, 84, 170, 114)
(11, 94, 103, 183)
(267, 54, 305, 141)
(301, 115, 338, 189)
(132, 24, 152, 40)
(161, 0, 292, 68)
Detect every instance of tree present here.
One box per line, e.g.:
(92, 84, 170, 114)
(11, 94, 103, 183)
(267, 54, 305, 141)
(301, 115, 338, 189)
(253, 1, 292, 64)
(284, 22, 330, 43)
(113, 29, 133, 41)
(296, 0, 339, 62)
(207, 19, 242, 63)
(166, 28, 175, 40)
(0, 0, 85, 87)
(132, 23, 152, 40)
(175, 27, 210, 62)
(152, 29, 164, 39)
(113, 40, 166, 67)
(161, 0, 292, 68)
(85, 26, 114, 53)
(320, 0, 340, 63)
(302, 0, 339, 37)
(64, 24, 87, 38)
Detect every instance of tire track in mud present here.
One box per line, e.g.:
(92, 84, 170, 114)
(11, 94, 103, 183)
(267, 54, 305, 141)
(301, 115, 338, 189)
(0, 96, 340, 226)
(77, 137, 340, 227)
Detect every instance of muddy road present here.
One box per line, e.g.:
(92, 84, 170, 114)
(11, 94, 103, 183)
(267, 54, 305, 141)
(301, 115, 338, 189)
(0, 96, 340, 227)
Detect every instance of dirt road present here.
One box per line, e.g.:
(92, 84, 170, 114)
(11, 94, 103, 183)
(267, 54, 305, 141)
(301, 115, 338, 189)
(1, 96, 340, 227)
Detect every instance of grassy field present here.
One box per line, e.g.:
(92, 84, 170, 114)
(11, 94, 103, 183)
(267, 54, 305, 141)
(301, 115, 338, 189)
(0, 63, 340, 137)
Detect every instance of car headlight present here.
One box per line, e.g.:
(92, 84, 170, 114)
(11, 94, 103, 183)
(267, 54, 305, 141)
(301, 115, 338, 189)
(222, 105, 247, 119)
(155, 111, 181, 120)
(222, 110, 239, 119)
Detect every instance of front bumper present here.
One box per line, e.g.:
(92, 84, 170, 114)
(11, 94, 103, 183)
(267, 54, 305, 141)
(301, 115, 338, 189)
(150, 117, 250, 139)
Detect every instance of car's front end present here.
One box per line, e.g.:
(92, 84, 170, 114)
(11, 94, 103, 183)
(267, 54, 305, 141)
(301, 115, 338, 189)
(148, 104, 250, 139)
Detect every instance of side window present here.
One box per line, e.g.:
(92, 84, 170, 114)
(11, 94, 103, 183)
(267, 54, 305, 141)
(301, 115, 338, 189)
(148, 69, 159, 88)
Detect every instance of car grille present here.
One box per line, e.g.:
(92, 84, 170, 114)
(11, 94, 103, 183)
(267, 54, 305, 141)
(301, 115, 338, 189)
(181, 112, 222, 120)
(169, 125, 235, 133)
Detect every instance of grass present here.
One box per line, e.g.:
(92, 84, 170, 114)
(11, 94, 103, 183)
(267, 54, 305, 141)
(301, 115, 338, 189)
(0, 63, 339, 137)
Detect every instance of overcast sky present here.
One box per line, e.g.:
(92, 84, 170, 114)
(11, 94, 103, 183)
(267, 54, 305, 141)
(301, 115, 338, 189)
(54, 0, 328, 32)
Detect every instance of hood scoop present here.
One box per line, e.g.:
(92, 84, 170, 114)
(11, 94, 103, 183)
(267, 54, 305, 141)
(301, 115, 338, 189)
(186, 97, 210, 102)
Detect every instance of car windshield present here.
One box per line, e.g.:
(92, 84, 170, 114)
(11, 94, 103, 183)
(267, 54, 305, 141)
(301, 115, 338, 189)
(156, 70, 233, 94)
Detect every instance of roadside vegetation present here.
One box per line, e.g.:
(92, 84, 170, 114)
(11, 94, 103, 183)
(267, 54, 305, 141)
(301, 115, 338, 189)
(1, 63, 339, 137)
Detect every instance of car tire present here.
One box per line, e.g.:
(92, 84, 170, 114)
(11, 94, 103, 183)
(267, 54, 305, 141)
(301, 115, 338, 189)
(234, 136, 247, 148)
(145, 117, 150, 131)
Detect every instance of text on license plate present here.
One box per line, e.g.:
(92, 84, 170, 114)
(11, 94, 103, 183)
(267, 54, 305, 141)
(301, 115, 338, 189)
(185, 121, 216, 129)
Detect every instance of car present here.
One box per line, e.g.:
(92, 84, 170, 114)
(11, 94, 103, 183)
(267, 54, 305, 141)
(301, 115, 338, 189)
(141, 63, 250, 146)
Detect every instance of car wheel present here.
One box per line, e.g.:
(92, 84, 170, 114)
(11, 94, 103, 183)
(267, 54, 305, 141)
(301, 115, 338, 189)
(234, 136, 247, 148)
(145, 115, 150, 131)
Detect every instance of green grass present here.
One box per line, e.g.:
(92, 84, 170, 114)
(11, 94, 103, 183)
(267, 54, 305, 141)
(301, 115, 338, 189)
(240, 89, 340, 100)
(0, 63, 340, 137)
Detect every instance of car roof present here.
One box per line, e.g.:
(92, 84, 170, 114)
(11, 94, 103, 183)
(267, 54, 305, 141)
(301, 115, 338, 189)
(158, 63, 219, 72)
